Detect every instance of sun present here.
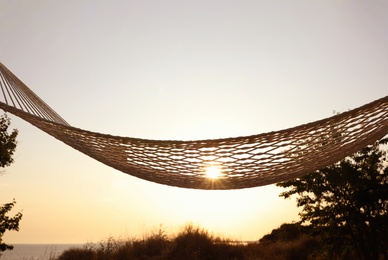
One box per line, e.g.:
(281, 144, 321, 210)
(205, 165, 223, 179)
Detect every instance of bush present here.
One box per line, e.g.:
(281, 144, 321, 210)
(57, 247, 94, 260)
(168, 225, 214, 259)
(119, 229, 169, 259)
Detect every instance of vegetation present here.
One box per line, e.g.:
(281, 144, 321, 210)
(0, 113, 22, 254)
(53, 223, 351, 260)
(0, 200, 22, 252)
(277, 138, 388, 259)
(56, 225, 248, 260)
(0, 114, 18, 168)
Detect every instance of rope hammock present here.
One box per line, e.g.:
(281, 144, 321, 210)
(0, 62, 387, 190)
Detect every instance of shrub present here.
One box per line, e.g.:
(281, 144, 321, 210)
(168, 225, 215, 259)
(56, 247, 94, 260)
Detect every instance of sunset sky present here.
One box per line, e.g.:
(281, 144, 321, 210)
(1, 1, 388, 244)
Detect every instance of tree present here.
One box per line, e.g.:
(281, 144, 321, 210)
(0, 113, 22, 253)
(0, 114, 18, 169)
(0, 200, 22, 252)
(277, 137, 388, 260)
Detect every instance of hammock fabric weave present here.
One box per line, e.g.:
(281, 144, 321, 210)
(0, 62, 387, 189)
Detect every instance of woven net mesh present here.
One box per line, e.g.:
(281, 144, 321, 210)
(1, 62, 387, 189)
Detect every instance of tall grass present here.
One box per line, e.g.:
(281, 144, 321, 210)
(56, 223, 342, 260)
(56, 224, 251, 260)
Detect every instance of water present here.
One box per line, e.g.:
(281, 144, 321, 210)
(0, 244, 83, 260)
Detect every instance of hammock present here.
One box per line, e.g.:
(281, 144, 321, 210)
(0, 62, 387, 190)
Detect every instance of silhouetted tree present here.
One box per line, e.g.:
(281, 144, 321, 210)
(0, 114, 17, 169)
(277, 138, 388, 260)
(0, 200, 22, 252)
(0, 113, 22, 253)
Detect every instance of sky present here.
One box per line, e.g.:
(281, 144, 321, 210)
(0, 0, 388, 244)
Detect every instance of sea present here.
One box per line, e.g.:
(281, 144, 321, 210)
(0, 244, 84, 260)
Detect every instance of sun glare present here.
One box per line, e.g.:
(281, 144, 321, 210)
(205, 165, 223, 179)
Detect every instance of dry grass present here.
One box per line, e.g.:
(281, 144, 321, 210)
(56, 224, 250, 260)
(55, 223, 361, 260)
